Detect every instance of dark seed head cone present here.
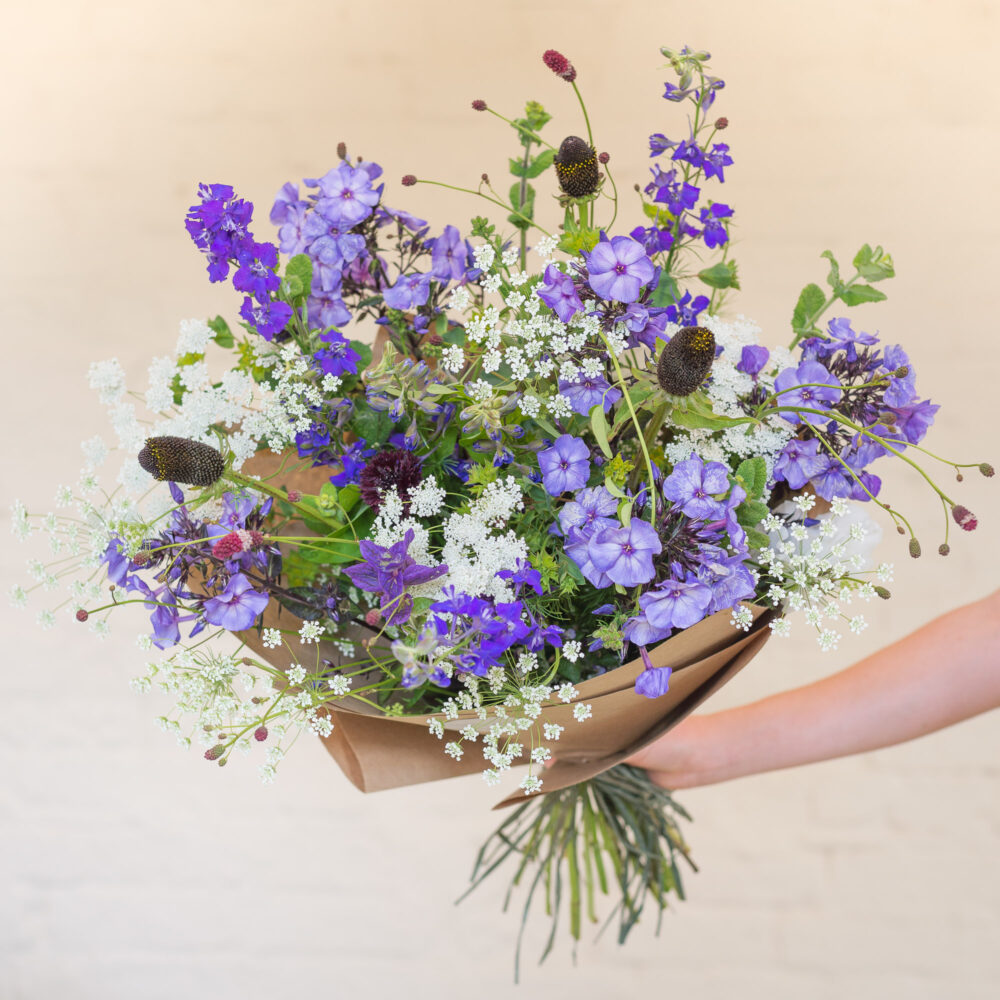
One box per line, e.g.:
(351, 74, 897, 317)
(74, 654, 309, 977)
(554, 136, 599, 198)
(656, 326, 716, 397)
(138, 436, 225, 487)
(358, 448, 423, 512)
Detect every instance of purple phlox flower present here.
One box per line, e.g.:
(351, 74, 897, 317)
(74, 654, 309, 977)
(383, 272, 431, 310)
(698, 203, 733, 249)
(270, 182, 307, 226)
(102, 538, 134, 588)
(558, 486, 618, 536)
(429, 225, 467, 283)
(639, 574, 713, 631)
(662, 453, 730, 520)
(629, 224, 674, 257)
(308, 291, 352, 331)
(773, 360, 843, 426)
(702, 143, 733, 182)
(584, 235, 656, 304)
(312, 163, 381, 227)
(274, 204, 310, 256)
(810, 457, 882, 503)
(663, 290, 709, 327)
(672, 137, 704, 169)
(538, 434, 591, 495)
(622, 612, 671, 647)
(881, 344, 916, 408)
(696, 549, 756, 614)
(536, 263, 584, 322)
(376, 203, 429, 233)
(884, 398, 938, 447)
(827, 317, 879, 351)
(218, 491, 257, 530)
(315, 329, 361, 376)
(564, 522, 617, 589)
(588, 518, 662, 588)
(773, 437, 828, 490)
(202, 573, 269, 632)
(558, 371, 621, 416)
(623, 303, 670, 351)
(721, 482, 748, 553)
(634, 645, 673, 698)
(150, 602, 181, 650)
(496, 559, 543, 596)
(736, 344, 770, 377)
(240, 296, 292, 340)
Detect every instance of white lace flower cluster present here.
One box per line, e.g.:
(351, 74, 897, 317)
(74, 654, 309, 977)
(661, 314, 796, 475)
(371, 475, 529, 604)
(756, 494, 889, 650)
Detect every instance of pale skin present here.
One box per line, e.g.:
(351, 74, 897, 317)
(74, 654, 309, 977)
(626, 588, 1000, 789)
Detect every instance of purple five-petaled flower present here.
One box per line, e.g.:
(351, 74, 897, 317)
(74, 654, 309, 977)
(588, 518, 661, 588)
(202, 573, 270, 632)
(773, 360, 843, 427)
(538, 434, 591, 495)
(584, 235, 656, 304)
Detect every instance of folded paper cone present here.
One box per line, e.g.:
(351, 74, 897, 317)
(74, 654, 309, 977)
(238, 448, 777, 808)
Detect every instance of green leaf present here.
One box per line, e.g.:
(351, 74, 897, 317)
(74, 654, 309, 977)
(207, 315, 234, 349)
(745, 526, 771, 551)
(734, 456, 767, 500)
(524, 148, 555, 178)
(819, 250, 843, 294)
(736, 499, 769, 528)
(649, 272, 679, 308)
(284, 254, 313, 302)
(839, 283, 887, 306)
(791, 282, 826, 336)
(669, 405, 746, 432)
(852, 243, 895, 282)
(697, 260, 740, 290)
(523, 100, 551, 131)
(642, 202, 675, 227)
(508, 157, 530, 178)
(590, 404, 612, 459)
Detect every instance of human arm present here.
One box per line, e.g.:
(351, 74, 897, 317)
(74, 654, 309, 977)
(626, 588, 1000, 788)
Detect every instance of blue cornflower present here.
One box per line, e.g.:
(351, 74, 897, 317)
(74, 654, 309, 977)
(538, 435, 591, 495)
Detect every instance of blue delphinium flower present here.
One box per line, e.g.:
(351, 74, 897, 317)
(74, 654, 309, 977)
(239, 297, 293, 340)
(663, 290, 709, 326)
(314, 330, 361, 377)
(584, 235, 656, 304)
(773, 360, 843, 427)
(538, 434, 591, 495)
(699, 203, 733, 249)
(202, 574, 270, 632)
(702, 143, 734, 182)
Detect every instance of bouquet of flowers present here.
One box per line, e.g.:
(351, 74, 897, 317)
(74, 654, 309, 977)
(13, 44, 991, 970)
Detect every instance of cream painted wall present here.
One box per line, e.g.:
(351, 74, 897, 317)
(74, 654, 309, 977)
(2, 1, 999, 997)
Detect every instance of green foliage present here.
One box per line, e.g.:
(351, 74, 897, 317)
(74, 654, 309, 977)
(207, 315, 234, 349)
(508, 181, 536, 231)
(351, 400, 395, 446)
(470, 216, 496, 239)
(282, 254, 313, 303)
(853, 243, 895, 282)
(509, 148, 555, 178)
(557, 215, 600, 255)
(590, 404, 612, 459)
(697, 259, 740, 290)
(734, 456, 767, 500)
(791, 282, 826, 341)
(350, 340, 373, 372)
(649, 271, 679, 308)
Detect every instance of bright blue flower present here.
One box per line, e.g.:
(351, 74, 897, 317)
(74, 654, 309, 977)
(672, 137, 704, 169)
(538, 434, 591, 495)
(239, 297, 293, 340)
(315, 329, 361, 376)
(202, 573, 270, 632)
(736, 344, 770, 377)
(629, 225, 674, 256)
(662, 82, 695, 102)
(588, 519, 661, 588)
(702, 143, 733, 182)
(496, 559, 543, 596)
(773, 360, 843, 427)
(663, 290, 709, 326)
(232, 242, 281, 302)
(584, 235, 656, 304)
(698, 203, 733, 249)
(885, 398, 938, 446)
(648, 132, 677, 156)
(536, 263, 584, 322)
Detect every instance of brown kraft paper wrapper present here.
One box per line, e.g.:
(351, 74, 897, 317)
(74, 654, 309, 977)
(239, 440, 778, 810)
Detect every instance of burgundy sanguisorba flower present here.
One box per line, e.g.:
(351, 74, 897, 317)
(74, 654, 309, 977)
(359, 448, 422, 511)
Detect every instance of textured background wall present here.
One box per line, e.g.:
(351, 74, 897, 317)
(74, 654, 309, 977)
(2, 1, 999, 996)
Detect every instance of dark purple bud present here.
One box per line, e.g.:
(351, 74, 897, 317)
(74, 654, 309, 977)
(337, 141, 347, 160)
(952, 505, 978, 531)
(401, 175, 417, 187)
(598, 151, 610, 164)
(938, 543, 951, 556)
(75, 608, 89, 622)
(715, 116, 729, 129)
(471, 99, 487, 111)
(254, 726, 268, 742)
(204, 745, 226, 761)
